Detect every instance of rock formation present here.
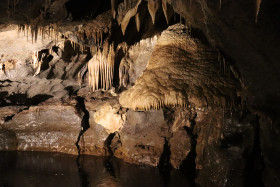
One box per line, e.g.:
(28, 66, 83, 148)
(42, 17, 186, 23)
(0, 0, 279, 186)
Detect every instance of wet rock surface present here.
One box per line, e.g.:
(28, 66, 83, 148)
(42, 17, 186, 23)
(114, 109, 166, 166)
(0, 99, 81, 154)
(0, 0, 279, 186)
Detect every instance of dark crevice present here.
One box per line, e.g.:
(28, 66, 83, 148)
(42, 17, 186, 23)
(2, 106, 29, 123)
(65, 0, 111, 21)
(75, 96, 90, 155)
(104, 157, 117, 178)
(0, 92, 53, 107)
(104, 133, 116, 157)
(76, 155, 90, 187)
(158, 137, 172, 187)
(180, 113, 197, 187)
(4, 114, 15, 122)
(244, 115, 265, 187)
(163, 107, 176, 126)
(104, 133, 118, 178)
(179, 140, 197, 187)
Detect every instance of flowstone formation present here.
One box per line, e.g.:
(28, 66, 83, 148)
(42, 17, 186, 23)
(119, 24, 239, 111)
(0, 0, 279, 187)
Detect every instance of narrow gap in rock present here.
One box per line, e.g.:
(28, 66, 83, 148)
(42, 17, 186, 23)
(244, 115, 265, 187)
(159, 107, 175, 186)
(180, 113, 197, 187)
(104, 133, 117, 178)
(0, 93, 53, 107)
(158, 137, 172, 187)
(75, 96, 90, 155)
(76, 155, 90, 187)
(4, 114, 15, 122)
(104, 132, 116, 156)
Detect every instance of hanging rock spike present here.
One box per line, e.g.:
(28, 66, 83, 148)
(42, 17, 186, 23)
(124, 0, 128, 9)
(148, 0, 160, 24)
(255, 0, 262, 23)
(135, 12, 140, 32)
(88, 43, 115, 92)
(162, 0, 169, 24)
(121, 0, 142, 35)
(111, 0, 117, 19)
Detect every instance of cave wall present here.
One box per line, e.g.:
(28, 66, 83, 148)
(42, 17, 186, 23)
(0, 0, 280, 186)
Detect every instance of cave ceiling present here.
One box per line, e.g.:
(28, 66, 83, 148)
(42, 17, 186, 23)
(0, 0, 279, 118)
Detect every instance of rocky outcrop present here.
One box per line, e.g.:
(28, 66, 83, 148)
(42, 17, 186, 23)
(113, 109, 166, 166)
(0, 99, 81, 154)
(0, 0, 279, 186)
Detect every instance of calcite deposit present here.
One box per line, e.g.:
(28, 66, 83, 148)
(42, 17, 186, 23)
(0, 0, 279, 186)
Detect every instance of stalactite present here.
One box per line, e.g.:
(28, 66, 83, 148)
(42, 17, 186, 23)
(93, 31, 97, 45)
(97, 31, 100, 46)
(135, 13, 140, 32)
(26, 25, 29, 41)
(121, 0, 142, 35)
(55, 29, 59, 44)
(40, 26, 45, 41)
(223, 57, 226, 74)
(17, 25, 20, 37)
(35, 27, 38, 43)
(32, 51, 40, 68)
(162, 0, 169, 24)
(31, 28, 34, 44)
(111, 0, 117, 19)
(124, 0, 128, 9)
(219, 0, 222, 9)
(180, 15, 182, 24)
(33, 53, 46, 77)
(148, 0, 160, 24)
(100, 31, 103, 47)
(255, 0, 262, 23)
(88, 44, 115, 92)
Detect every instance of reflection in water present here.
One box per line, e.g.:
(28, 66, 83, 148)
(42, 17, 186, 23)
(0, 151, 192, 187)
(76, 155, 90, 187)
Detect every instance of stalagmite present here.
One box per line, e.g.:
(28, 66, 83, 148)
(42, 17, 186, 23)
(135, 13, 140, 32)
(255, 0, 262, 23)
(148, 0, 160, 24)
(121, 0, 142, 35)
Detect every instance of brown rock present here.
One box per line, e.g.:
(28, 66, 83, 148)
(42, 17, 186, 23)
(114, 109, 166, 166)
(0, 100, 81, 154)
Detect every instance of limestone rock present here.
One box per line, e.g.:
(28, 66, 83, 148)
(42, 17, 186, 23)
(0, 100, 81, 154)
(119, 24, 239, 111)
(114, 109, 166, 166)
(94, 103, 124, 134)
